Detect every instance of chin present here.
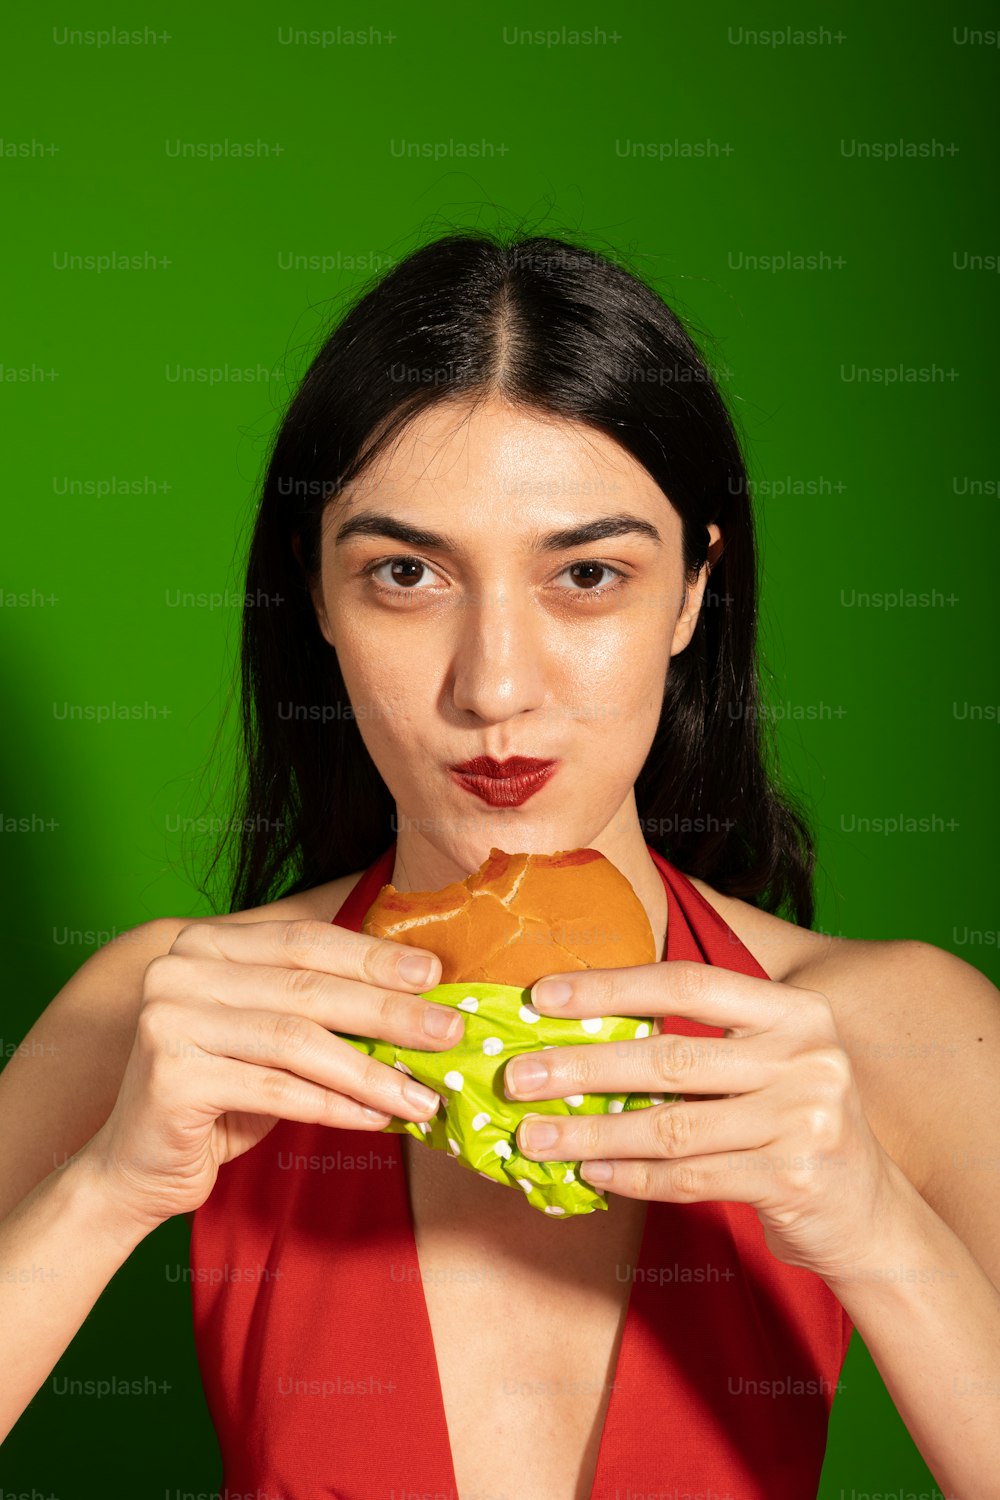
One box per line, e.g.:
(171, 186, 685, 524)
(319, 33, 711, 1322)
(397, 806, 608, 874)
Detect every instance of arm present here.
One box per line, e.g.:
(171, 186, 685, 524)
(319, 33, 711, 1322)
(823, 941, 1000, 1500)
(519, 934, 1000, 1497)
(0, 918, 186, 1442)
(824, 1155, 1000, 1500)
(0, 897, 453, 1443)
(0, 1147, 154, 1442)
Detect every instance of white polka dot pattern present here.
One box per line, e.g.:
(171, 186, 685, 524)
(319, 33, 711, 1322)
(340, 981, 675, 1218)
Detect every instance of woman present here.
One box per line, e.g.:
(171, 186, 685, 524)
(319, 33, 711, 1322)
(1, 231, 997, 1499)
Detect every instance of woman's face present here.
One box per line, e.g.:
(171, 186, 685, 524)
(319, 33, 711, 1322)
(309, 397, 721, 885)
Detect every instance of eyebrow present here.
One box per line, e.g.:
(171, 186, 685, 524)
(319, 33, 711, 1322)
(333, 511, 664, 552)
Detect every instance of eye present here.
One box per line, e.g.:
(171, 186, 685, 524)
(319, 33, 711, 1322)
(360, 555, 630, 601)
(363, 556, 440, 592)
(554, 561, 627, 595)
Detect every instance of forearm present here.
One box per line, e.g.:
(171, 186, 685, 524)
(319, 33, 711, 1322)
(824, 1161, 1000, 1500)
(0, 1149, 152, 1442)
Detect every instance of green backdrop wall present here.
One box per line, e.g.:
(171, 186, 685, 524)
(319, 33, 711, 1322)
(2, 4, 997, 1496)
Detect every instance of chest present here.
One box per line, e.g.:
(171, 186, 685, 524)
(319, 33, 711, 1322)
(402, 1137, 649, 1500)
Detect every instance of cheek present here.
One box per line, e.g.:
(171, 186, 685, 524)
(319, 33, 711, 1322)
(558, 606, 673, 720)
(330, 615, 467, 808)
(326, 608, 429, 747)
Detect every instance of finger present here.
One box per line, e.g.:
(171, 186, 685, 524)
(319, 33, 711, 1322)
(145, 950, 464, 1050)
(529, 960, 802, 1035)
(516, 1092, 777, 1163)
(168, 917, 443, 993)
(184, 1052, 398, 1130)
(578, 1148, 772, 1205)
(148, 1000, 443, 1121)
(503, 1032, 777, 1101)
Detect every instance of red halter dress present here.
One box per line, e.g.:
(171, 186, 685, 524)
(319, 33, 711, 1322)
(189, 843, 853, 1498)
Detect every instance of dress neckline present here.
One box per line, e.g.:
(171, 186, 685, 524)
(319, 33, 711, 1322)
(378, 845, 693, 1498)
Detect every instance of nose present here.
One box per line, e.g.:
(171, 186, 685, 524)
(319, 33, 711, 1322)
(449, 580, 548, 722)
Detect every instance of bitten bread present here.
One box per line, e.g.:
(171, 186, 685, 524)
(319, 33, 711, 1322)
(360, 846, 656, 987)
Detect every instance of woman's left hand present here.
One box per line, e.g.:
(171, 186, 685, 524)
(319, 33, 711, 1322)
(504, 961, 906, 1282)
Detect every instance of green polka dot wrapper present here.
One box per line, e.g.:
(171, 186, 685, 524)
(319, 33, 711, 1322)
(339, 982, 679, 1218)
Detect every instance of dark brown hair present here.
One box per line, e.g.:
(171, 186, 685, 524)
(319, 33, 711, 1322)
(206, 229, 815, 925)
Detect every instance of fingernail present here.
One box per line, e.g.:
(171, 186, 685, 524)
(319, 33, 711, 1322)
(505, 1056, 548, 1096)
(581, 1160, 612, 1182)
(402, 1079, 441, 1112)
(362, 1106, 391, 1122)
(422, 1006, 462, 1040)
(521, 1120, 558, 1150)
(398, 953, 437, 987)
(532, 980, 573, 1008)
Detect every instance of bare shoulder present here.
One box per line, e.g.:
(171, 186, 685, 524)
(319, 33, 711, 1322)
(683, 873, 1000, 1211)
(681, 872, 846, 985)
(96, 867, 365, 962)
(161, 871, 364, 936)
(0, 871, 365, 1222)
(681, 868, 991, 1016)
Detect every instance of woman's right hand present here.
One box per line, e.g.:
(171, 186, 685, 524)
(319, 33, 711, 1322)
(81, 918, 461, 1232)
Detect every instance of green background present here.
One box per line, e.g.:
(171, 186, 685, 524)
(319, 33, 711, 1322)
(2, 3, 997, 1495)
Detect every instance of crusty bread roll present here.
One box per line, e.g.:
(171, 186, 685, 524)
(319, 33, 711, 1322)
(360, 846, 656, 988)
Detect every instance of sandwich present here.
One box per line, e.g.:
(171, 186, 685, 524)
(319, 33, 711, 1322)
(360, 846, 658, 987)
(339, 847, 674, 1218)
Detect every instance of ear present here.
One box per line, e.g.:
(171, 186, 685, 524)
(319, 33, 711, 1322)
(670, 523, 724, 657)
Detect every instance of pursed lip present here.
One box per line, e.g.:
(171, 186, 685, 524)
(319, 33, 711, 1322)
(448, 756, 557, 778)
(448, 758, 559, 807)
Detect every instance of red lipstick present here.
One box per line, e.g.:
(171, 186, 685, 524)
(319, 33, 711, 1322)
(448, 756, 559, 807)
